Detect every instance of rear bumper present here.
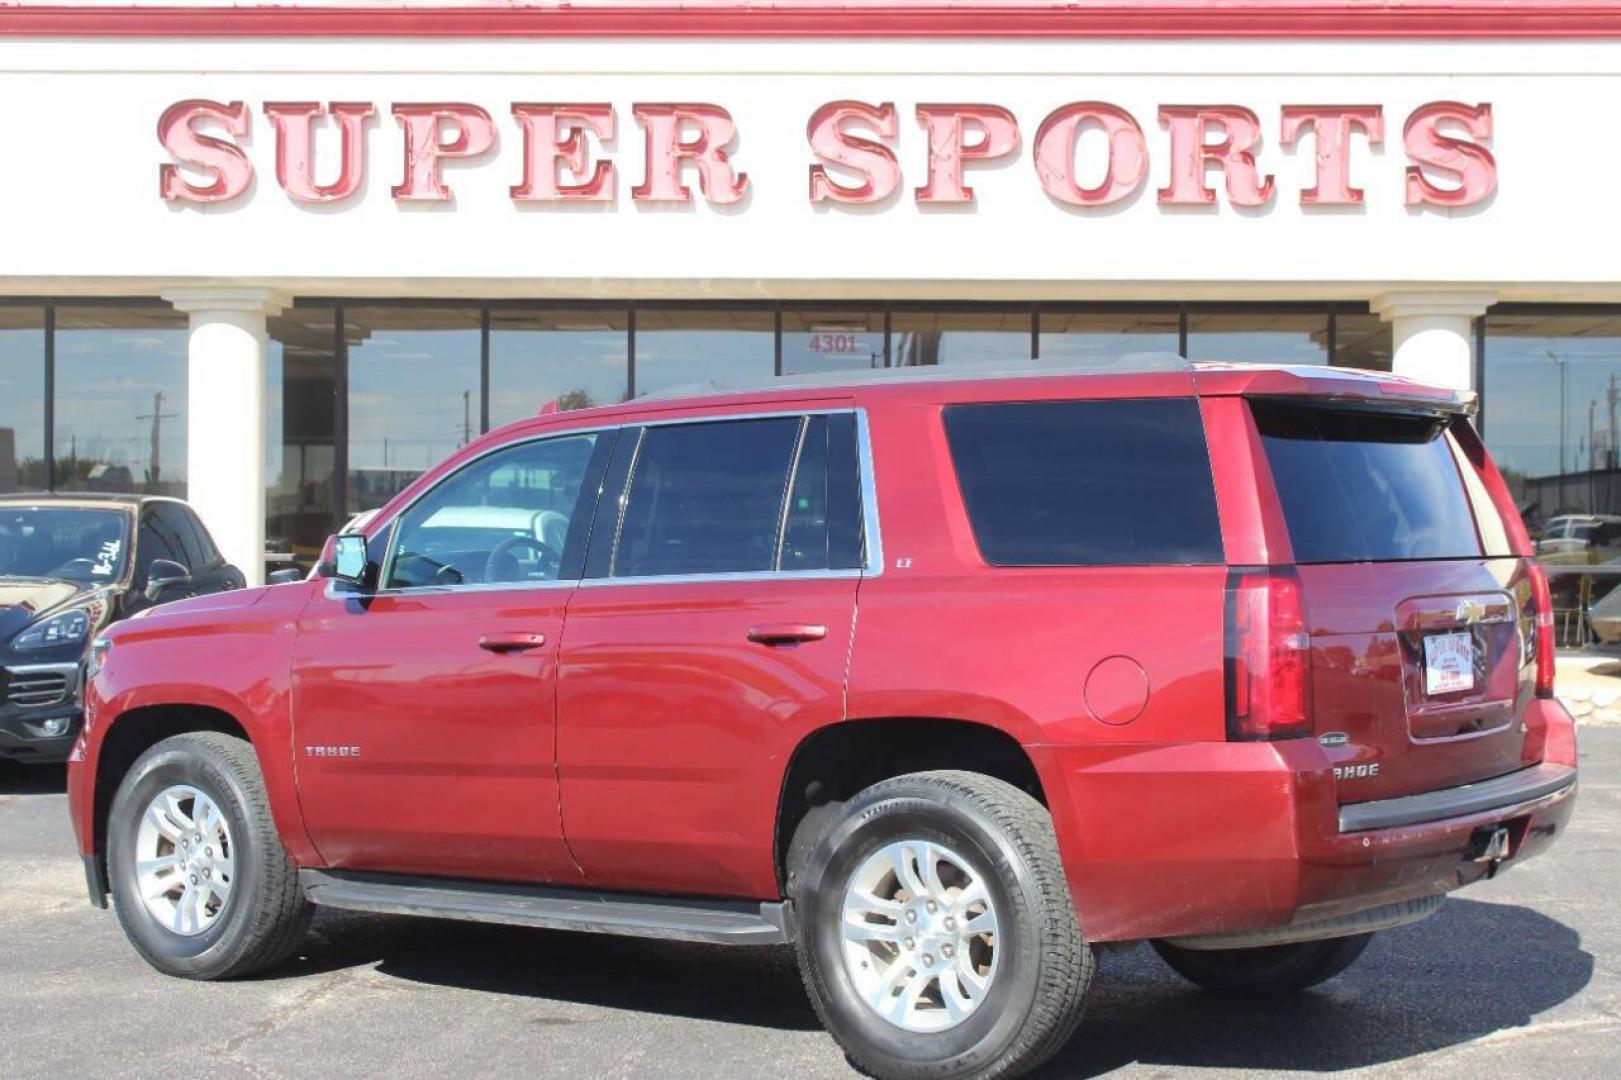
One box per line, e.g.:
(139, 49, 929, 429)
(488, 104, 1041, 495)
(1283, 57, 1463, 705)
(1039, 697, 1579, 943)
(1338, 760, 1575, 832)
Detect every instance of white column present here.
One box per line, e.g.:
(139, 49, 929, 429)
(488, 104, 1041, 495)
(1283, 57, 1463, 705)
(162, 287, 289, 588)
(1370, 290, 1496, 392)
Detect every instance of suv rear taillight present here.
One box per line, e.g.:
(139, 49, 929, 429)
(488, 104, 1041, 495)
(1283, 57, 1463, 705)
(1225, 567, 1313, 741)
(1527, 561, 1557, 698)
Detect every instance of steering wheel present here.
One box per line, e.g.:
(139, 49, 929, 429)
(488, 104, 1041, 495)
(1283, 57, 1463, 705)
(48, 558, 99, 579)
(484, 535, 558, 584)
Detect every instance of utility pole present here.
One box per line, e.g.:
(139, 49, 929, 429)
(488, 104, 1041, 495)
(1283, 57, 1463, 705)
(1589, 399, 1598, 472)
(463, 390, 472, 447)
(1608, 372, 1620, 469)
(134, 391, 178, 492)
(1548, 351, 1568, 475)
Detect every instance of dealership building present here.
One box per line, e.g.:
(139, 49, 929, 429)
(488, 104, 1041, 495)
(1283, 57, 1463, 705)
(2, 0, 1620, 583)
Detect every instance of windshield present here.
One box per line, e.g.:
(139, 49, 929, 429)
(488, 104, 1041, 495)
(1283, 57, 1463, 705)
(0, 507, 131, 583)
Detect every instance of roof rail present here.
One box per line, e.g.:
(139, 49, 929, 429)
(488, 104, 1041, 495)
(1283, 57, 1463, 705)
(636, 351, 1194, 401)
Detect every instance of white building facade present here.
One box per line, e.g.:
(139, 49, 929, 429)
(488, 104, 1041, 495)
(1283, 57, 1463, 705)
(1, 1, 1619, 582)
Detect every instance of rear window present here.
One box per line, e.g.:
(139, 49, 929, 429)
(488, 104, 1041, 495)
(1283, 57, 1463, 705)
(1253, 402, 1485, 563)
(943, 398, 1224, 566)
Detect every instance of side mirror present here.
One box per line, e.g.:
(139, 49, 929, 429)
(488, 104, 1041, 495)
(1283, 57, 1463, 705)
(266, 568, 303, 586)
(144, 559, 192, 602)
(332, 533, 372, 589)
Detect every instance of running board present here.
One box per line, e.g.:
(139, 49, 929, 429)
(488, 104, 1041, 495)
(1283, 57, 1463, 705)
(298, 869, 792, 946)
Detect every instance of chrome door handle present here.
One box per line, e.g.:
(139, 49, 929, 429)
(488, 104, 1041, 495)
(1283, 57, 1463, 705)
(746, 623, 828, 646)
(478, 632, 547, 653)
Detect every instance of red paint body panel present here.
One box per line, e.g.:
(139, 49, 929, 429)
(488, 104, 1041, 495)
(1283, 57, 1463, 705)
(70, 583, 320, 866)
(68, 362, 1576, 948)
(289, 582, 580, 883)
(557, 576, 856, 898)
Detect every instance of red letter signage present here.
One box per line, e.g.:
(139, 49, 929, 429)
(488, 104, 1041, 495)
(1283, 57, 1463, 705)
(511, 104, 616, 202)
(807, 100, 901, 204)
(265, 101, 375, 204)
(631, 104, 748, 205)
(391, 103, 498, 202)
(1157, 105, 1275, 208)
(914, 104, 1020, 205)
(157, 99, 253, 204)
(1033, 102, 1148, 207)
(1280, 105, 1384, 206)
(1404, 102, 1496, 208)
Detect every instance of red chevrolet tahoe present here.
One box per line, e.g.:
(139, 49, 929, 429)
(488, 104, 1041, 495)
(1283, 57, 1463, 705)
(67, 361, 1577, 1080)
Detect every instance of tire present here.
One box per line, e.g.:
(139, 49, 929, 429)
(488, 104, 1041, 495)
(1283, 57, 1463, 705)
(106, 731, 312, 979)
(789, 770, 1093, 1080)
(1151, 933, 1373, 995)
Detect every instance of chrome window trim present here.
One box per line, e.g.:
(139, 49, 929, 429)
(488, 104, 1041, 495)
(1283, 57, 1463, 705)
(854, 408, 884, 577)
(605, 426, 647, 579)
(773, 416, 811, 573)
(578, 568, 863, 589)
(338, 404, 882, 599)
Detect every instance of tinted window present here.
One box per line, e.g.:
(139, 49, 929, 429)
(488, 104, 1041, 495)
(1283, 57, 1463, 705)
(614, 418, 800, 577)
(154, 504, 206, 568)
(137, 510, 184, 577)
(185, 511, 222, 567)
(778, 413, 864, 572)
(780, 417, 830, 571)
(1254, 403, 1484, 563)
(944, 399, 1223, 566)
(386, 433, 599, 589)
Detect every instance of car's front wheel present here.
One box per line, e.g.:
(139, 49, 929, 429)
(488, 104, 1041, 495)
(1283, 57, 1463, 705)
(1151, 933, 1373, 995)
(106, 731, 311, 979)
(790, 770, 1093, 1080)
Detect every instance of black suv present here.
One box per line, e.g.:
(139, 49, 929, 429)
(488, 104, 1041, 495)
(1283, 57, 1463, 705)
(0, 494, 243, 765)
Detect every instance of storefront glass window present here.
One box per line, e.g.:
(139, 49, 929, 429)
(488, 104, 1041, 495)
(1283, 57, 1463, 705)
(489, 307, 630, 425)
(0, 306, 46, 493)
(1332, 311, 1395, 371)
(1186, 309, 1330, 365)
(1039, 308, 1179, 367)
(781, 309, 887, 376)
(890, 309, 1031, 368)
(54, 304, 189, 497)
(1484, 311, 1621, 525)
(633, 308, 774, 397)
(345, 306, 482, 512)
(267, 307, 339, 573)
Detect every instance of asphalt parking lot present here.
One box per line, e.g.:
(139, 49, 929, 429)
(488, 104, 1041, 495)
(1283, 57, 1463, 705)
(2, 733, 1617, 1080)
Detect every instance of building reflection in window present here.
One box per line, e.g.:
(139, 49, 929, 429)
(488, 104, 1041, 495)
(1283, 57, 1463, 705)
(267, 306, 338, 573)
(0, 306, 45, 493)
(634, 307, 774, 397)
(891, 309, 1030, 368)
(1039, 308, 1179, 367)
(1331, 311, 1395, 371)
(344, 306, 482, 513)
(1485, 310, 1621, 526)
(781, 309, 886, 375)
(489, 306, 630, 425)
(1186, 309, 1330, 365)
(54, 304, 189, 497)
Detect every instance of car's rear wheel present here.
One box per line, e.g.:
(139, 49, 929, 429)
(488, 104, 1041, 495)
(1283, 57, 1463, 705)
(790, 770, 1092, 1080)
(1151, 933, 1373, 995)
(107, 731, 311, 979)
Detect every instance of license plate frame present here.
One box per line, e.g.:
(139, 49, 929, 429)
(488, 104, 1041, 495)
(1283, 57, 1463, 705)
(1423, 630, 1476, 696)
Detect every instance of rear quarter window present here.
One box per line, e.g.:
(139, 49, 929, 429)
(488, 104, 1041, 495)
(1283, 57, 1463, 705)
(943, 398, 1224, 566)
